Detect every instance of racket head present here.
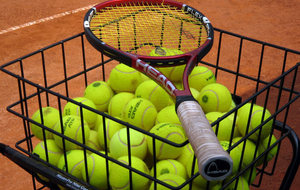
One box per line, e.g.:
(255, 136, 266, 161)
(84, 0, 213, 67)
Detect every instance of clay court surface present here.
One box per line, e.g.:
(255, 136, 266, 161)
(0, 0, 299, 189)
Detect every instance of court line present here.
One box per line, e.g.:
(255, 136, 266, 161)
(0, 5, 94, 35)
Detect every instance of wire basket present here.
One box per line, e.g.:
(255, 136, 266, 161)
(1, 27, 300, 190)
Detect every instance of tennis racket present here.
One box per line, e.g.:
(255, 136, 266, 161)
(84, 0, 232, 181)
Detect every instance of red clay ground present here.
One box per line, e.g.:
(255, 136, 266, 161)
(0, 0, 299, 189)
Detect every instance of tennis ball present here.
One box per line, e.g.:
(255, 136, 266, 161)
(174, 82, 183, 90)
(149, 174, 188, 190)
(94, 113, 104, 131)
(57, 149, 88, 180)
(30, 107, 60, 140)
(97, 117, 125, 150)
(151, 159, 187, 179)
(149, 47, 185, 82)
(149, 47, 183, 57)
(225, 176, 250, 190)
(206, 112, 238, 141)
(154, 65, 185, 82)
(147, 123, 186, 160)
(32, 139, 63, 166)
(108, 63, 142, 93)
(84, 81, 114, 112)
(190, 87, 200, 100)
(81, 152, 110, 189)
(237, 103, 273, 141)
(86, 130, 101, 153)
(210, 183, 222, 190)
(63, 97, 97, 129)
(110, 128, 147, 160)
(140, 73, 151, 82)
(186, 156, 217, 188)
(156, 105, 181, 125)
(123, 98, 157, 131)
(188, 66, 216, 92)
(221, 138, 257, 173)
(135, 80, 171, 111)
(168, 65, 186, 82)
(108, 92, 135, 118)
(177, 143, 194, 166)
(228, 99, 237, 111)
(243, 167, 257, 184)
(197, 83, 232, 113)
(257, 134, 278, 165)
(53, 115, 90, 151)
(109, 155, 150, 190)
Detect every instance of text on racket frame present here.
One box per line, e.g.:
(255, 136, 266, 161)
(136, 59, 176, 95)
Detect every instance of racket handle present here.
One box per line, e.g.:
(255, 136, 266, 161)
(176, 100, 233, 181)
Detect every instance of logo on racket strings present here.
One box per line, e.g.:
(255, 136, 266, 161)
(135, 59, 176, 95)
(155, 47, 166, 56)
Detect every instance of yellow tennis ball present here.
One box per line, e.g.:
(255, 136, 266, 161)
(151, 159, 187, 179)
(108, 92, 135, 118)
(149, 47, 185, 82)
(32, 139, 63, 166)
(110, 128, 148, 160)
(185, 156, 218, 188)
(149, 174, 188, 190)
(81, 152, 110, 189)
(243, 167, 257, 184)
(221, 138, 257, 174)
(86, 130, 101, 153)
(227, 99, 237, 111)
(177, 143, 194, 166)
(174, 81, 183, 90)
(93, 113, 104, 131)
(188, 66, 216, 92)
(237, 103, 273, 142)
(206, 112, 238, 141)
(57, 149, 88, 180)
(168, 64, 186, 82)
(149, 47, 183, 57)
(123, 98, 157, 131)
(210, 183, 222, 190)
(156, 105, 181, 125)
(53, 115, 90, 151)
(108, 63, 142, 93)
(147, 123, 186, 160)
(140, 73, 151, 82)
(109, 155, 150, 190)
(197, 83, 232, 113)
(135, 80, 171, 111)
(63, 97, 98, 129)
(30, 107, 60, 140)
(97, 117, 125, 150)
(225, 176, 250, 190)
(84, 81, 114, 112)
(190, 87, 200, 100)
(257, 134, 278, 165)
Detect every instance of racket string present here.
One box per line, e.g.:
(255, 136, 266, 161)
(89, 2, 208, 56)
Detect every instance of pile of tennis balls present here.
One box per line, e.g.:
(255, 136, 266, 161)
(30, 62, 277, 190)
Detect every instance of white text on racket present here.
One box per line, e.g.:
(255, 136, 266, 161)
(136, 59, 176, 96)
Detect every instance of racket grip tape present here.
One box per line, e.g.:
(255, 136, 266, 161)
(176, 100, 233, 181)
